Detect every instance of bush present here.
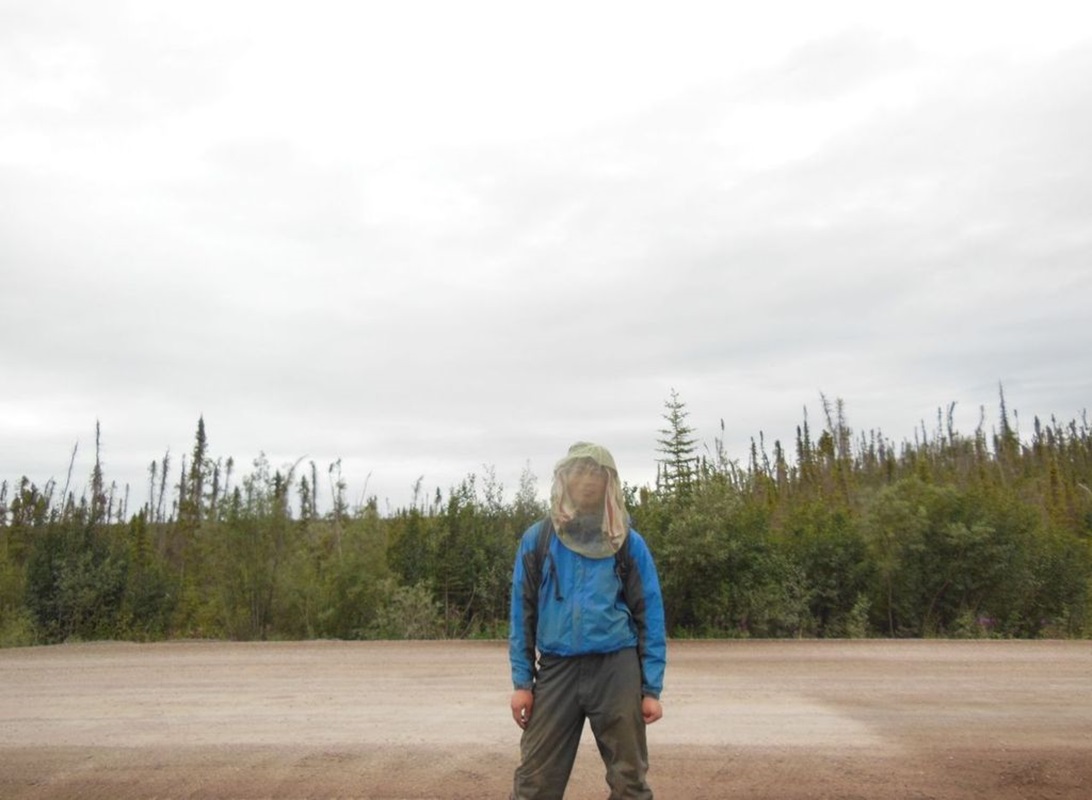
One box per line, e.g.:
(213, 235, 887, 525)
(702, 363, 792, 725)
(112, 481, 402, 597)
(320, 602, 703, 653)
(0, 608, 37, 648)
(369, 580, 443, 639)
(24, 523, 128, 643)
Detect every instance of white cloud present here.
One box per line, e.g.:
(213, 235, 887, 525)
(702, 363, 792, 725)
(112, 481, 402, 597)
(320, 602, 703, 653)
(2, 1, 1091, 510)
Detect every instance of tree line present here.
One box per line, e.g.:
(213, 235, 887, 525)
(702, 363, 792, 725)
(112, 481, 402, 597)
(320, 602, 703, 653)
(1, 388, 1089, 646)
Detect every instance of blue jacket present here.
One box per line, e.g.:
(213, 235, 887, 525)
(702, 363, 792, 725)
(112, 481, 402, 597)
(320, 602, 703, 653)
(509, 520, 667, 699)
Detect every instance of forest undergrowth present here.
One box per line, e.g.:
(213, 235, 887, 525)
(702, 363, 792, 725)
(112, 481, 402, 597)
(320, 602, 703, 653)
(2, 389, 1089, 646)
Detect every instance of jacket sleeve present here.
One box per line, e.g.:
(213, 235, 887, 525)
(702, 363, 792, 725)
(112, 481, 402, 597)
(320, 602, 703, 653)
(624, 530, 667, 699)
(508, 524, 540, 690)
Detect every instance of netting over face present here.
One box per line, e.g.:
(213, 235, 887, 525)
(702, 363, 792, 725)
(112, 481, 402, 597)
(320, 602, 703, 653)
(550, 442, 629, 558)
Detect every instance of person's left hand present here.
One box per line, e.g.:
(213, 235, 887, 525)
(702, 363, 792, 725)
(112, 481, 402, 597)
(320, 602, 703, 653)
(642, 696, 663, 724)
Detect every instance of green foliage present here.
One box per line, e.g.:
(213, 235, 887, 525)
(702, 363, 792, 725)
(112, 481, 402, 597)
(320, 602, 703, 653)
(0, 535, 35, 646)
(24, 521, 129, 642)
(639, 388, 1091, 640)
(369, 580, 443, 639)
(309, 508, 392, 639)
(2, 393, 1090, 646)
(648, 480, 806, 636)
(843, 595, 872, 639)
(777, 502, 873, 637)
(117, 512, 176, 640)
(0, 608, 37, 647)
(858, 479, 1016, 636)
(428, 470, 520, 637)
(657, 389, 699, 499)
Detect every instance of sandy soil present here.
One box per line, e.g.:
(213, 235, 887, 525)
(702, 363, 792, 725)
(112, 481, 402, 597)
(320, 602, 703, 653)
(1, 639, 1089, 799)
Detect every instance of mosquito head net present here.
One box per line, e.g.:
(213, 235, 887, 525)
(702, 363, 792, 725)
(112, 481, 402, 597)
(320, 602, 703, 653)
(549, 441, 629, 558)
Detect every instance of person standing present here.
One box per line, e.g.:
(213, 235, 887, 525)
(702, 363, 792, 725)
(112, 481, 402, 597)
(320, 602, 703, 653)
(509, 442, 666, 799)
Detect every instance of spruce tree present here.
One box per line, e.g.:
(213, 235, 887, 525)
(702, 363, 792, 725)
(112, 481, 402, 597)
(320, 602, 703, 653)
(656, 389, 699, 499)
(180, 416, 208, 526)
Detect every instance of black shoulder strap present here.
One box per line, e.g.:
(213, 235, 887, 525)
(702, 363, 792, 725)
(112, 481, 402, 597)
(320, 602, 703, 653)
(535, 517, 565, 601)
(530, 515, 637, 606)
(534, 516, 554, 573)
(522, 517, 555, 608)
(529, 517, 636, 610)
(613, 533, 632, 583)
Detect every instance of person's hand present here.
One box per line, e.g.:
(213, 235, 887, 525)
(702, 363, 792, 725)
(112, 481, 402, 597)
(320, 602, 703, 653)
(642, 696, 663, 725)
(511, 689, 534, 729)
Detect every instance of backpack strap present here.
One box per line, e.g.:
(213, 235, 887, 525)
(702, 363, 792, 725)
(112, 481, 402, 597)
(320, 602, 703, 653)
(531, 515, 635, 609)
(522, 517, 646, 690)
(534, 515, 554, 574)
(535, 517, 563, 601)
(613, 534, 633, 586)
(521, 517, 557, 613)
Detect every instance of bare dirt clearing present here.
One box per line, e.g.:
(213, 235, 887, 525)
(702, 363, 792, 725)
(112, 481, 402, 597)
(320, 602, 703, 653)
(1, 640, 1089, 799)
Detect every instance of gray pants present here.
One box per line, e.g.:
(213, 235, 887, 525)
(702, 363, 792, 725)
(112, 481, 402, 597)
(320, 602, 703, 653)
(512, 647, 652, 800)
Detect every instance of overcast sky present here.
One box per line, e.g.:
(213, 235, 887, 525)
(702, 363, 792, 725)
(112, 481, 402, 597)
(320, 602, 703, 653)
(3, 1, 1091, 513)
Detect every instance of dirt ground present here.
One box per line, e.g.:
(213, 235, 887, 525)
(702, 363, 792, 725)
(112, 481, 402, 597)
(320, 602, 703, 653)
(0, 640, 1089, 799)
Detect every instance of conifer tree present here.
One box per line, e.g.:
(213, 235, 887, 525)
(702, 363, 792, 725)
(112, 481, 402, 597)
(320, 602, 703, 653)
(656, 389, 699, 499)
(179, 417, 208, 526)
(90, 422, 106, 525)
(156, 450, 170, 524)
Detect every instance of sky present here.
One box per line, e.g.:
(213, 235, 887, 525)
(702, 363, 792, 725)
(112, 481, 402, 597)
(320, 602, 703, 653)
(3, 0, 1091, 514)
